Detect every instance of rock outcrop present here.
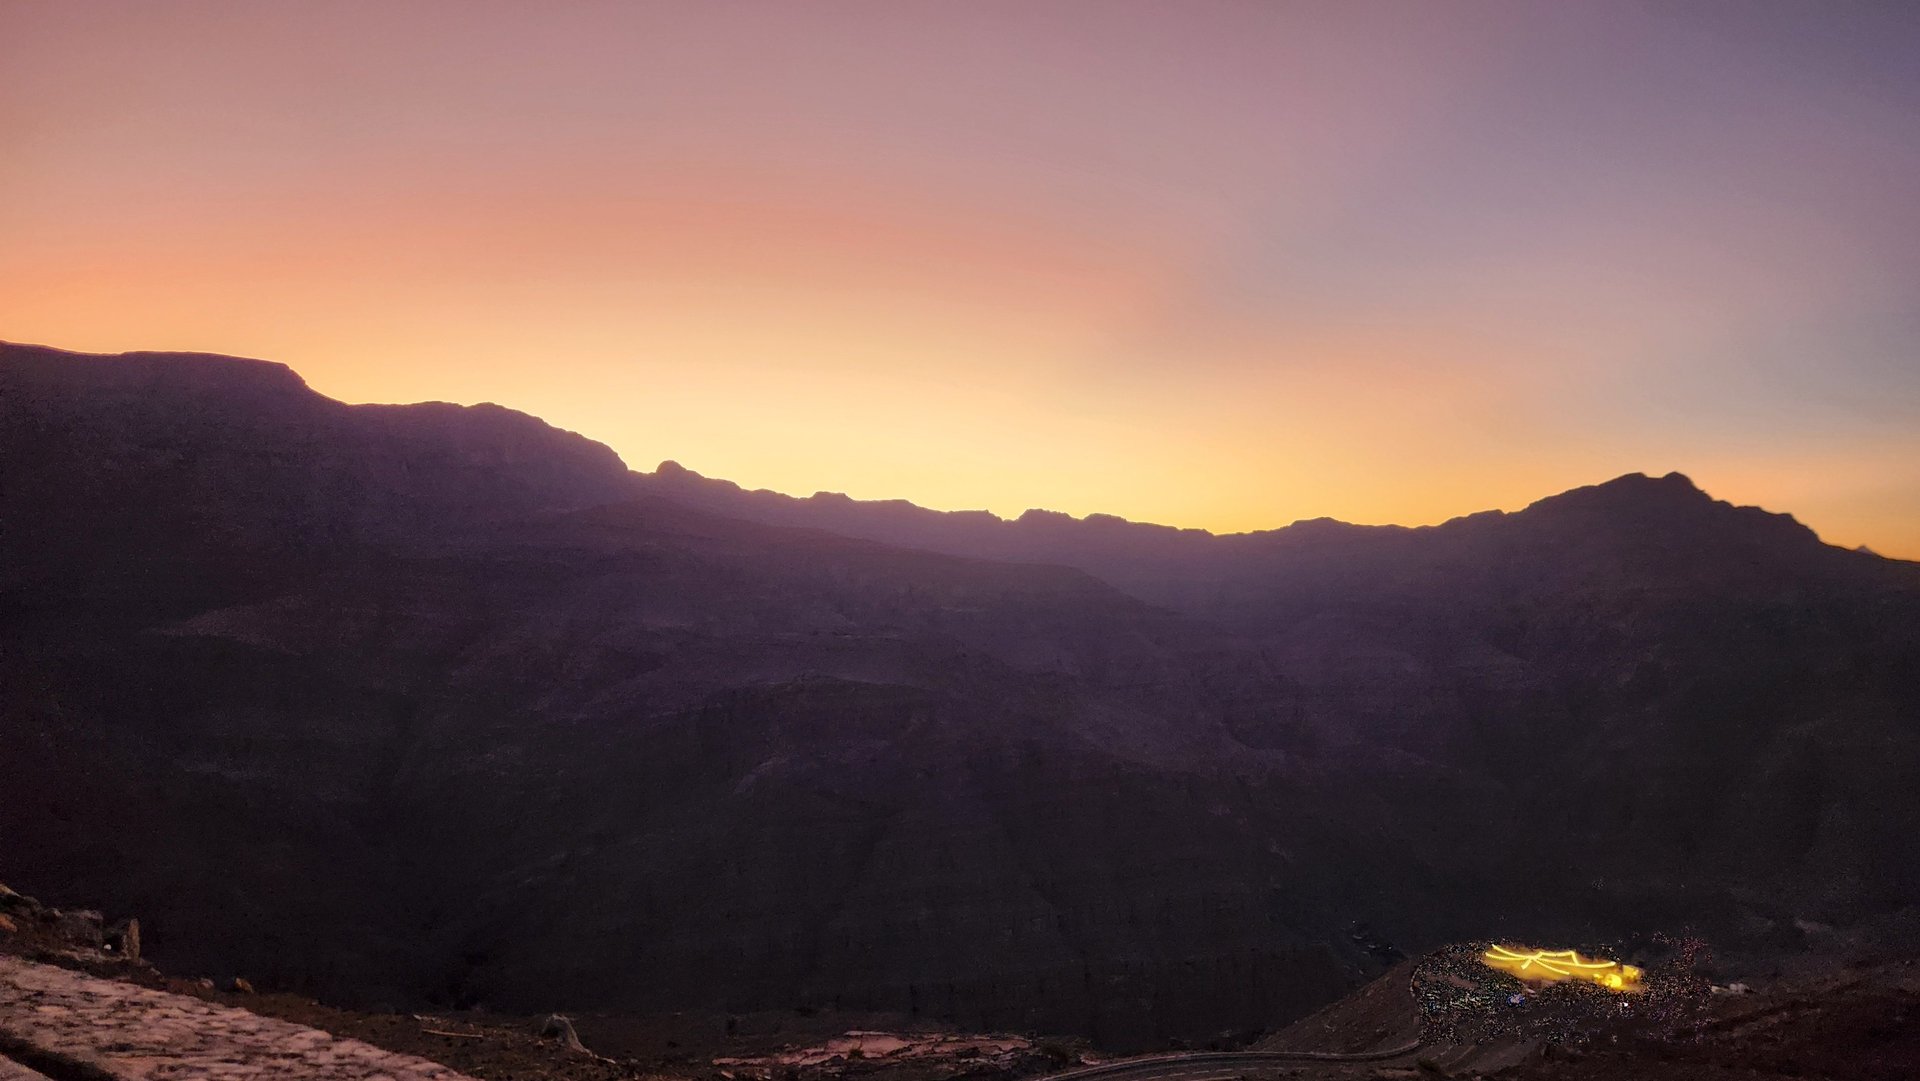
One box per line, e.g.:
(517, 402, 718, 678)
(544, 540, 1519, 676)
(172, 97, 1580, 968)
(0, 884, 152, 981)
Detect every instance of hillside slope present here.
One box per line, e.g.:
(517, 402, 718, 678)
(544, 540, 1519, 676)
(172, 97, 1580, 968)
(3, 343, 1918, 1048)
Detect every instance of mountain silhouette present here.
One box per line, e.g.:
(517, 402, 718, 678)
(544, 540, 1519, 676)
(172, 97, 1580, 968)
(4, 342, 1918, 1048)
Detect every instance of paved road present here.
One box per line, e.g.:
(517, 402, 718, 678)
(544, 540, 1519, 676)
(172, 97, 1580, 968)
(0, 955, 475, 1081)
(1044, 1043, 1424, 1081)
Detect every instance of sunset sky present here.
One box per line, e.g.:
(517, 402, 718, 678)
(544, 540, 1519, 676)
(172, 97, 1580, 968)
(5, 2, 1919, 556)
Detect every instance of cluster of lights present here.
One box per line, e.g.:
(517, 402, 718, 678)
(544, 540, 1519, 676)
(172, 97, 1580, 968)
(1482, 944, 1643, 991)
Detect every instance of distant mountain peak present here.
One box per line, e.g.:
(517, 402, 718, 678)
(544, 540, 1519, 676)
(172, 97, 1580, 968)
(1016, 508, 1074, 524)
(1626, 469, 1701, 490)
(1525, 470, 1716, 516)
(1587, 470, 1707, 496)
(1, 340, 312, 402)
(3, 341, 635, 520)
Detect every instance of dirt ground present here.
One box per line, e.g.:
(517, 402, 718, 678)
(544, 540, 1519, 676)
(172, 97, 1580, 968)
(1500, 959, 1920, 1081)
(6, 883, 1918, 1081)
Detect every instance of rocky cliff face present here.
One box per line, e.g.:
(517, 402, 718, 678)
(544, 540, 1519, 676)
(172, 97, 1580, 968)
(4, 343, 1918, 1049)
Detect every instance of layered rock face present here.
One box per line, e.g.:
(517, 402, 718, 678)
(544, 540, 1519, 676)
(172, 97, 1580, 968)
(3, 342, 1918, 1048)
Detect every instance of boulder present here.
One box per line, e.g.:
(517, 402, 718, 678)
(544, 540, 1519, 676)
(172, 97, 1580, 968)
(536, 1013, 588, 1054)
(106, 918, 141, 961)
(53, 909, 105, 948)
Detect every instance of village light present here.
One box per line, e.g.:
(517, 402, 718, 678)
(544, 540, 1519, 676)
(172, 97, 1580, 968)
(1481, 944, 1643, 992)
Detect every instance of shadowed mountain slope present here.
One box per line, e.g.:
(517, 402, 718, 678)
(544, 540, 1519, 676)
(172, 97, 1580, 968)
(634, 460, 1908, 617)
(3, 342, 1918, 1049)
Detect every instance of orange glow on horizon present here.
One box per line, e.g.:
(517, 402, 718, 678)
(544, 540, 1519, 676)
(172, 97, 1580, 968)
(2, 314, 1916, 560)
(5, 4, 1918, 560)
(8, 314, 1914, 559)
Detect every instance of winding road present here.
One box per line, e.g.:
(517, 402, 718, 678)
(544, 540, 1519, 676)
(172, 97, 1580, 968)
(1043, 1042, 1425, 1081)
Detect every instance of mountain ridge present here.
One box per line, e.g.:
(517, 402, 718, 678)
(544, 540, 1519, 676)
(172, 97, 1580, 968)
(5, 339, 1919, 1048)
(10, 340, 1893, 572)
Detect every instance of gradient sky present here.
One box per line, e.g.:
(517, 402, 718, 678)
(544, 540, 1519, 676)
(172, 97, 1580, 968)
(5, 2, 1919, 555)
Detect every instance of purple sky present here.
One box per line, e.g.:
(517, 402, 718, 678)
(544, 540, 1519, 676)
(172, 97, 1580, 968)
(4, 2, 1918, 553)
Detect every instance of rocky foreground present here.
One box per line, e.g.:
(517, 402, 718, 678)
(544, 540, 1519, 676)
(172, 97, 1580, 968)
(3, 880, 1916, 1080)
(0, 883, 647, 1080)
(0, 955, 474, 1081)
(0, 882, 1062, 1081)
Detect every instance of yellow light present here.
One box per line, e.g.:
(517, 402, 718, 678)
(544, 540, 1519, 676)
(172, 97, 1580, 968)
(1481, 944, 1642, 992)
